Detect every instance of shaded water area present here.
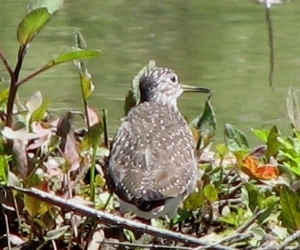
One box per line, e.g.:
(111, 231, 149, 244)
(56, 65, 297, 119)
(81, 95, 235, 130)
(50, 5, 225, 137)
(1, 0, 300, 144)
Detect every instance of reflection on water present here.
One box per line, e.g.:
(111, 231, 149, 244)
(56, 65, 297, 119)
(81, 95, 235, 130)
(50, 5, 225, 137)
(0, 0, 300, 144)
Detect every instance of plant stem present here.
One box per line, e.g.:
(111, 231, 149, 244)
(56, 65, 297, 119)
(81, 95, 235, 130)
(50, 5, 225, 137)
(0, 48, 13, 78)
(264, 3, 274, 89)
(14, 45, 26, 80)
(5, 86, 18, 128)
(90, 143, 97, 202)
(6, 45, 27, 128)
(80, 72, 90, 129)
(102, 109, 108, 148)
(16, 63, 51, 87)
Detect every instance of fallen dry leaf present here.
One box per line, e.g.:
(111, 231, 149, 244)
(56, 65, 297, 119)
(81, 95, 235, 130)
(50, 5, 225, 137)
(241, 156, 279, 180)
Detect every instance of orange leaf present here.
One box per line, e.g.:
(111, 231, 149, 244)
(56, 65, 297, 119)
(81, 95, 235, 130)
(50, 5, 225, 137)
(241, 156, 279, 180)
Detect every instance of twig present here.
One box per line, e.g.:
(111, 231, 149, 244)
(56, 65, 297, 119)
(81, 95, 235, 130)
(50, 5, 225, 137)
(197, 208, 267, 249)
(102, 240, 193, 250)
(6, 45, 28, 128)
(13, 193, 22, 234)
(16, 63, 51, 87)
(236, 208, 267, 233)
(5, 185, 237, 250)
(51, 240, 58, 250)
(276, 229, 300, 250)
(102, 109, 109, 148)
(264, 0, 275, 89)
(225, 233, 253, 245)
(211, 198, 241, 208)
(4, 213, 11, 250)
(0, 48, 13, 78)
(194, 233, 252, 250)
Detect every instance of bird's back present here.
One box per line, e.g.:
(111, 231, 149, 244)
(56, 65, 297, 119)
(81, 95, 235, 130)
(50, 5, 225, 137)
(107, 102, 198, 213)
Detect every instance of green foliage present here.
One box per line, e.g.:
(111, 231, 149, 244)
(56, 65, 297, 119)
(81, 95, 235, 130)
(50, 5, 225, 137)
(220, 207, 248, 227)
(245, 183, 277, 223)
(192, 96, 216, 151)
(17, 8, 51, 45)
(47, 48, 101, 67)
(224, 123, 249, 152)
(1, 1, 300, 249)
(251, 128, 269, 143)
(265, 125, 280, 159)
(0, 155, 9, 184)
(280, 185, 300, 230)
(203, 183, 218, 203)
(124, 60, 156, 115)
(278, 133, 300, 177)
(286, 87, 300, 131)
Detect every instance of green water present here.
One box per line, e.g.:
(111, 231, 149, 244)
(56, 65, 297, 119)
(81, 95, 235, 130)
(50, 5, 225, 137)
(0, 0, 299, 145)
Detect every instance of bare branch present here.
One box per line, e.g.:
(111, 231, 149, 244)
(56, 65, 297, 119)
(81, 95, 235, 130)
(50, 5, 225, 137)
(235, 208, 268, 233)
(102, 240, 192, 250)
(4, 213, 11, 250)
(276, 229, 300, 250)
(16, 63, 51, 87)
(196, 208, 267, 249)
(6, 185, 237, 250)
(0, 48, 13, 78)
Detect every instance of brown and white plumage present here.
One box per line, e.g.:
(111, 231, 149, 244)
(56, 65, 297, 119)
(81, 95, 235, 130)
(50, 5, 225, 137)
(107, 67, 210, 219)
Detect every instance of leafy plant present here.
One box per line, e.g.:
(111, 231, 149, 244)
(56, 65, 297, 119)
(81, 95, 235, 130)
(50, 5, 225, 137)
(0, 0, 101, 131)
(0, 1, 300, 249)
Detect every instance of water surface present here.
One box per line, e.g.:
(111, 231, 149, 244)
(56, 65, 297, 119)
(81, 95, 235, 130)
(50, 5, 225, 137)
(0, 0, 299, 145)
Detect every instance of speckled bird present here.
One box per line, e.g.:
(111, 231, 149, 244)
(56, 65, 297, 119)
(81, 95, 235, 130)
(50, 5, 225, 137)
(107, 67, 210, 219)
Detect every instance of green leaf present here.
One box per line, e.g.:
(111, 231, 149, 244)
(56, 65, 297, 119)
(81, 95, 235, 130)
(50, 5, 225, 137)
(286, 87, 300, 131)
(203, 184, 218, 202)
(224, 124, 249, 152)
(74, 29, 87, 49)
(220, 210, 240, 227)
(17, 8, 51, 45)
(124, 60, 156, 115)
(47, 48, 101, 67)
(193, 96, 217, 150)
(72, 31, 96, 101)
(251, 128, 269, 143)
(172, 209, 193, 224)
(184, 192, 205, 210)
(257, 197, 277, 223)
(86, 122, 103, 147)
(80, 71, 94, 101)
(124, 89, 137, 116)
(28, 0, 63, 14)
(277, 136, 295, 152)
(44, 225, 69, 241)
(282, 161, 300, 177)
(24, 194, 49, 217)
(215, 144, 229, 158)
(266, 125, 280, 159)
(280, 185, 300, 230)
(123, 229, 137, 242)
(31, 99, 49, 122)
(0, 88, 9, 107)
(33, 218, 47, 229)
(95, 174, 106, 188)
(0, 156, 9, 185)
(245, 183, 261, 212)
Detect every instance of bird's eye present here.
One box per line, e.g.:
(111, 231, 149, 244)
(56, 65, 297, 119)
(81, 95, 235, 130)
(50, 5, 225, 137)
(169, 75, 177, 83)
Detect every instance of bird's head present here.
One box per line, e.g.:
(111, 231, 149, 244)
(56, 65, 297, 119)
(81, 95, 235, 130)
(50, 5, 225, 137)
(139, 67, 210, 110)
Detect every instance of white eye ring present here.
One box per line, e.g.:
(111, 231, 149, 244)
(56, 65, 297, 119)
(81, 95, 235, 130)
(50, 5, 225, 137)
(169, 75, 177, 83)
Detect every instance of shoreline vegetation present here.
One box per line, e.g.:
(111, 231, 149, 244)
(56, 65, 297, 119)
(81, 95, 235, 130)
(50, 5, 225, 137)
(0, 0, 300, 249)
